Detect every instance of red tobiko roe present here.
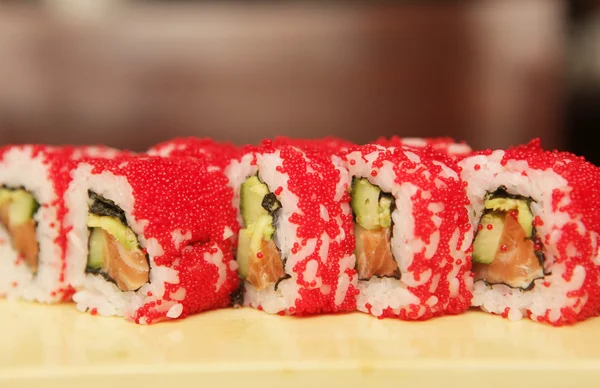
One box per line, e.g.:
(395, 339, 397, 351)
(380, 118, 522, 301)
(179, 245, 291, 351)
(240, 140, 357, 314)
(345, 144, 472, 318)
(147, 137, 241, 169)
(374, 136, 472, 160)
(269, 136, 355, 155)
(79, 154, 240, 323)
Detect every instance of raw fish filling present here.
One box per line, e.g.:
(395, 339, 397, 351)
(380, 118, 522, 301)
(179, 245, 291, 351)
(0, 187, 40, 273)
(472, 187, 545, 289)
(86, 191, 149, 292)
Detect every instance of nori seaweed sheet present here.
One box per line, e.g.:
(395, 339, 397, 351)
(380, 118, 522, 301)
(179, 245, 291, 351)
(230, 282, 244, 307)
(261, 192, 281, 214)
(88, 190, 128, 225)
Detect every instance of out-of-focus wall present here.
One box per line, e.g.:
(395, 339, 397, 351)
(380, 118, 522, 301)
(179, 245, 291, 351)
(567, 0, 600, 165)
(0, 1, 563, 151)
(467, 1, 564, 150)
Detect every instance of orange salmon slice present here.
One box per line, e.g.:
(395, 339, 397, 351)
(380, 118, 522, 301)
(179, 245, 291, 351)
(0, 203, 39, 272)
(246, 239, 286, 290)
(101, 229, 149, 291)
(355, 223, 400, 281)
(474, 212, 544, 289)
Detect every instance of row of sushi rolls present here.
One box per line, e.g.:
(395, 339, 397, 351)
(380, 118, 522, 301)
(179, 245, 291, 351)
(0, 136, 599, 326)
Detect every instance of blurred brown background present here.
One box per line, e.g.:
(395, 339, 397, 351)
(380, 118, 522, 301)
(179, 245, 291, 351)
(0, 0, 597, 161)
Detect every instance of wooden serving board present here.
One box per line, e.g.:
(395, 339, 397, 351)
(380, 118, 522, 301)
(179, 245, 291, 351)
(0, 299, 598, 388)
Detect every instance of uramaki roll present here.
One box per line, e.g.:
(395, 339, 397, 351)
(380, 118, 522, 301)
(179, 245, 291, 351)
(0, 145, 116, 302)
(459, 139, 600, 325)
(64, 154, 239, 323)
(345, 145, 473, 319)
(225, 141, 357, 314)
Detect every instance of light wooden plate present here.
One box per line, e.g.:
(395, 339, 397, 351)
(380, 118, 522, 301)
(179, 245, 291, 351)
(0, 299, 598, 388)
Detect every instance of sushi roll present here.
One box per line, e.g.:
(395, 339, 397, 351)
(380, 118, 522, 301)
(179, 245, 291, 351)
(459, 139, 600, 324)
(0, 145, 117, 302)
(375, 136, 472, 160)
(64, 154, 240, 323)
(345, 145, 473, 319)
(225, 141, 357, 314)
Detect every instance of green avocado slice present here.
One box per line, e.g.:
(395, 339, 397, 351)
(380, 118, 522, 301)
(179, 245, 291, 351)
(472, 212, 505, 264)
(87, 227, 106, 270)
(351, 178, 394, 230)
(485, 197, 533, 238)
(351, 178, 382, 230)
(86, 214, 138, 251)
(240, 176, 270, 227)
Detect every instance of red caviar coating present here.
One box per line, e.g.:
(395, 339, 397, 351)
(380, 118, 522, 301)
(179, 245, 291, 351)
(535, 216, 545, 226)
(74, 154, 240, 324)
(374, 136, 473, 160)
(59, 286, 76, 302)
(270, 136, 354, 155)
(346, 144, 472, 319)
(147, 137, 241, 169)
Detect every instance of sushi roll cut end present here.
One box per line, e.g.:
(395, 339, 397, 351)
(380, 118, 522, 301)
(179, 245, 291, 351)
(471, 186, 544, 290)
(236, 175, 285, 290)
(0, 188, 40, 272)
(86, 191, 150, 292)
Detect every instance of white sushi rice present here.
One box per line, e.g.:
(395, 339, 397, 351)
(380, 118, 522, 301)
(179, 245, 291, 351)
(65, 162, 224, 322)
(459, 150, 594, 323)
(225, 149, 356, 313)
(0, 146, 64, 303)
(346, 146, 472, 318)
